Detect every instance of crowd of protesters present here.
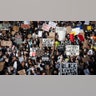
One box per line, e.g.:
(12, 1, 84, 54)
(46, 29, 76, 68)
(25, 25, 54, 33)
(0, 21, 96, 75)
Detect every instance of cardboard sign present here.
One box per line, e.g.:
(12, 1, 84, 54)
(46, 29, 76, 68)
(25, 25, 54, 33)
(48, 21, 57, 28)
(66, 26, 72, 34)
(21, 24, 30, 29)
(18, 69, 26, 75)
(1, 41, 12, 47)
(0, 62, 5, 71)
(48, 32, 55, 38)
(59, 63, 78, 75)
(42, 38, 54, 47)
(66, 45, 79, 56)
(42, 23, 50, 31)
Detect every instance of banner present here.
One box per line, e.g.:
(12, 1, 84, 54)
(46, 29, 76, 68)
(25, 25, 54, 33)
(1, 40, 12, 47)
(48, 21, 57, 28)
(59, 62, 78, 75)
(56, 27, 66, 41)
(42, 23, 50, 31)
(66, 45, 79, 56)
(42, 38, 54, 47)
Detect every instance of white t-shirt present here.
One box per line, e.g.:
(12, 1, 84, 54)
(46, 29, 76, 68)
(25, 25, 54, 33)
(13, 61, 17, 69)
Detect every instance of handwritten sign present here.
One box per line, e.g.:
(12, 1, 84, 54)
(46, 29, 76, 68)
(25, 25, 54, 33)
(59, 62, 78, 75)
(42, 38, 54, 47)
(66, 45, 79, 56)
(48, 21, 57, 28)
(42, 23, 50, 31)
(1, 41, 12, 47)
(56, 27, 66, 41)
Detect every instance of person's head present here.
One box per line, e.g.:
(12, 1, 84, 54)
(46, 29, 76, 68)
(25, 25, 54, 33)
(41, 71, 46, 75)
(21, 61, 25, 67)
(53, 70, 58, 75)
(45, 65, 50, 70)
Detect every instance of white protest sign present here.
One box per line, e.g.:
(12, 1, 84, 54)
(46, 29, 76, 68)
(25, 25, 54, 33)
(48, 21, 57, 28)
(56, 27, 66, 41)
(42, 38, 54, 47)
(42, 55, 50, 61)
(42, 23, 50, 31)
(60, 63, 78, 75)
(24, 21, 30, 25)
(84, 21, 90, 25)
(66, 45, 79, 56)
(38, 31, 42, 37)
